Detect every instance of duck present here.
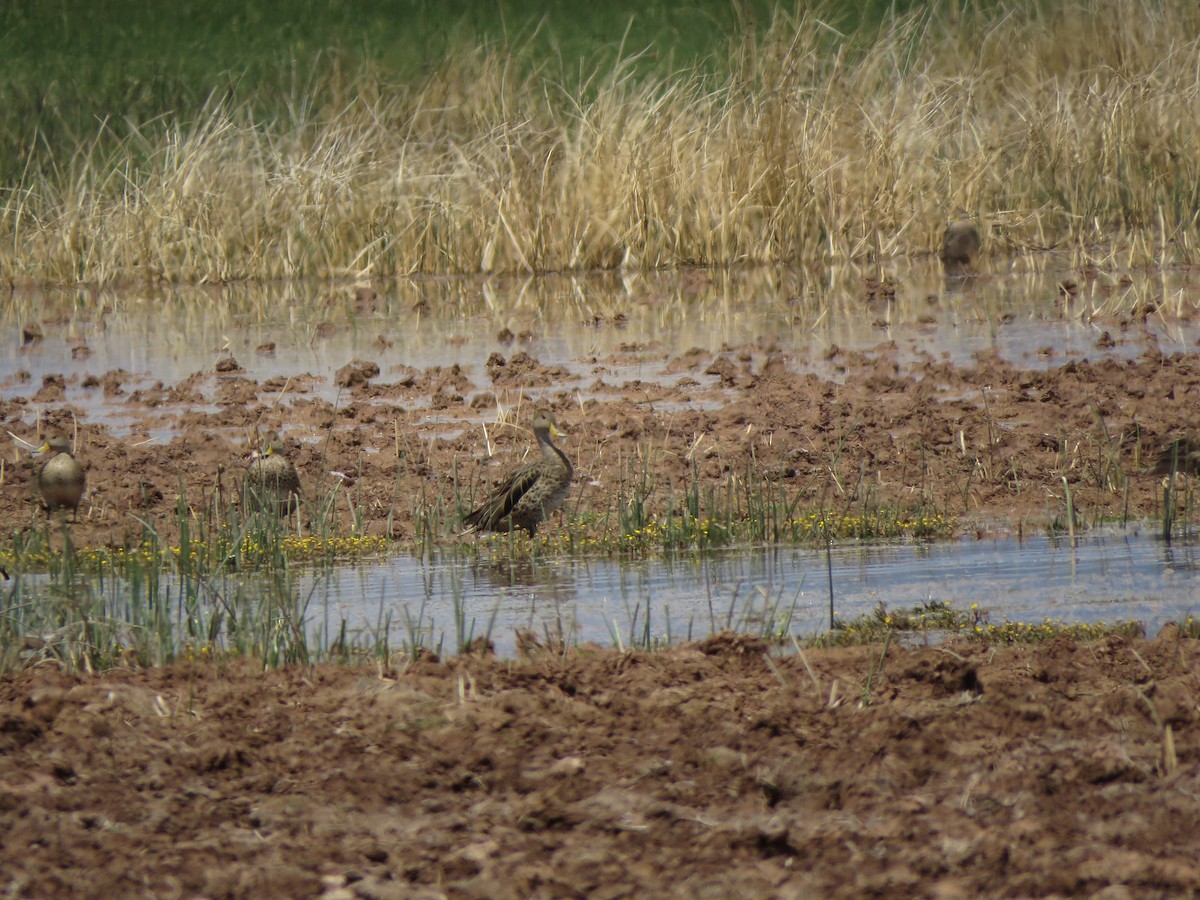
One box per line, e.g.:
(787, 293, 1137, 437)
(941, 210, 981, 278)
(244, 430, 303, 516)
(464, 409, 573, 535)
(36, 433, 86, 521)
(1154, 437, 1200, 478)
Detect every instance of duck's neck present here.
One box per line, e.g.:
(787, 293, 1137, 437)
(536, 428, 572, 475)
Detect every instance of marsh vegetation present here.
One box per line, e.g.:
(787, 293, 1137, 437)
(2, 0, 1199, 288)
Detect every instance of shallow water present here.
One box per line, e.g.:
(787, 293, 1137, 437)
(12, 525, 1199, 658)
(307, 526, 1200, 656)
(7, 257, 1200, 654)
(5, 256, 1200, 433)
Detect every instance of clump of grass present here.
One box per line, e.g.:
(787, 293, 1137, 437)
(964, 616, 1145, 645)
(0, 529, 391, 675)
(426, 439, 957, 561)
(0, 528, 388, 576)
(455, 502, 954, 560)
(551, 452, 953, 556)
(0, 540, 303, 674)
(809, 600, 963, 648)
(4, 1, 1200, 287)
(0, 478, 396, 673)
(807, 599, 1147, 648)
(568, 505, 952, 555)
(1175, 615, 1200, 638)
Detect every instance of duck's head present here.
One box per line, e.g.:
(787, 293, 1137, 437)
(37, 433, 73, 455)
(530, 410, 565, 439)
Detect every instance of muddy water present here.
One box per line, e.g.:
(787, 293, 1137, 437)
(307, 527, 1200, 655)
(6, 256, 1200, 429)
(8, 256, 1200, 653)
(23, 526, 1194, 659)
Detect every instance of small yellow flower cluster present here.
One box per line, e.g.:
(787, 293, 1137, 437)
(965, 618, 1144, 645)
(3, 528, 390, 578)
(788, 510, 954, 541)
(280, 533, 388, 562)
(809, 602, 1145, 648)
(181, 641, 216, 661)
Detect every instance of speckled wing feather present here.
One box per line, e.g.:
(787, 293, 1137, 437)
(1155, 437, 1200, 477)
(464, 465, 542, 532)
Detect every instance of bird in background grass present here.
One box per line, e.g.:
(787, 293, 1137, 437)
(1154, 436, 1200, 478)
(463, 409, 573, 535)
(941, 209, 981, 278)
(244, 430, 303, 517)
(36, 432, 87, 522)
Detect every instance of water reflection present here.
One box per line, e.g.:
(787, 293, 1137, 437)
(5, 257, 1200, 434)
(305, 526, 1200, 656)
(13, 526, 1200, 658)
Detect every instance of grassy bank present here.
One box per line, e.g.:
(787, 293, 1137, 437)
(2, 0, 1199, 285)
(0, 0, 922, 164)
(0, 0, 779, 188)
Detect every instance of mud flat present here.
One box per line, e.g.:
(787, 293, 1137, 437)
(3, 334, 1198, 549)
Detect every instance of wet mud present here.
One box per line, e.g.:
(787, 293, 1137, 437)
(2, 330, 1197, 548)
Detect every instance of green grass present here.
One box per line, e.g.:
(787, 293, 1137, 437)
(0, 0, 931, 148)
(0, 0, 876, 184)
(5, 0, 1200, 284)
(807, 599, 1149, 648)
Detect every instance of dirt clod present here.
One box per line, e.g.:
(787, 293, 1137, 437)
(1, 640, 1198, 897)
(335, 359, 381, 387)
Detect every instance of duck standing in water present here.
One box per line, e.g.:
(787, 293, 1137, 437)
(36, 433, 86, 521)
(464, 409, 572, 535)
(244, 430, 303, 517)
(1155, 437, 1200, 478)
(941, 210, 981, 279)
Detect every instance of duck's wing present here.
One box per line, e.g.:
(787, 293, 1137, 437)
(464, 464, 541, 531)
(1155, 438, 1200, 475)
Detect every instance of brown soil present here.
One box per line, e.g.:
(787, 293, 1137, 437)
(2, 631, 1199, 898)
(5, 316, 1200, 896)
(1, 329, 1196, 548)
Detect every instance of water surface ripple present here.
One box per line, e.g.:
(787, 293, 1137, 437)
(309, 527, 1200, 655)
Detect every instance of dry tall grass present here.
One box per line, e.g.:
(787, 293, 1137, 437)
(3, 0, 1199, 287)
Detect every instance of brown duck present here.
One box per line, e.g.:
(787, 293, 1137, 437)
(36, 433, 87, 521)
(464, 410, 572, 535)
(941, 210, 981, 278)
(1155, 437, 1200, 478)
(244, 430, 303, 516)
